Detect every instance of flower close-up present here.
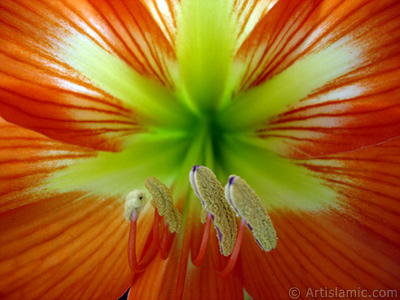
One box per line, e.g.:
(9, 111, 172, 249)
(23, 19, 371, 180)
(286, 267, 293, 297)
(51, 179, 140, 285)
(0, 0, 399, 299)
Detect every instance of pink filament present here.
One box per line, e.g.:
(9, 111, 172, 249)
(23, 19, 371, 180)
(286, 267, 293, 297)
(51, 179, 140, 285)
(152, 209, 162, 250)
(213, 218, 246, 278)
(160, 220, 169, 259)
(191, 213, 212, 266)
(128, 211, 157, 273)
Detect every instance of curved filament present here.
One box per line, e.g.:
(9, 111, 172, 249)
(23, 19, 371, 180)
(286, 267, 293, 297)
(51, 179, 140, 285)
(128, 211, 158, 273)
(160, 220, 170, 259)
(153, 209, 162, 250)
(213, 218, 246, 278)
(192, 213, 212, 266)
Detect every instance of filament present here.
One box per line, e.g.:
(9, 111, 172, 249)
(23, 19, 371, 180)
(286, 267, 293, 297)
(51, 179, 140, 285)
(213, 218, 246, 278)
(128, 211, 158, 273)
(191, 212, 212, 266)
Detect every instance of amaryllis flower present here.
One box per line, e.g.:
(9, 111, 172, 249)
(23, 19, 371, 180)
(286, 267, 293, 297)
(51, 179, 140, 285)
(0, 0, 399, 299)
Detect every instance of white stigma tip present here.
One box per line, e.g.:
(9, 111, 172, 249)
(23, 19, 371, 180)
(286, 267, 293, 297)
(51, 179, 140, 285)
(124, 190, 147, 222)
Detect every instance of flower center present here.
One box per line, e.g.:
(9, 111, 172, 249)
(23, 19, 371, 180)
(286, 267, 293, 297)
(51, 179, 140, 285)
(48, 0, 331, 209)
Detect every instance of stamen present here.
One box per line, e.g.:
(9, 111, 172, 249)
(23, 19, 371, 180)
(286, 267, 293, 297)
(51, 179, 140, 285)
(145, 176, 182, 233)
(213, 218, 246, 278)
(225, 175, 277, 251)
(191, 212, 212, 266)
(189, 166, 237, 256)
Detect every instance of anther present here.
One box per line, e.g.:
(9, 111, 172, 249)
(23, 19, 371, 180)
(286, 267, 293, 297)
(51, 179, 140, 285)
(225, 175, 277, 251)
(145, 176, 182, 233)
(189, 166, 237, 256)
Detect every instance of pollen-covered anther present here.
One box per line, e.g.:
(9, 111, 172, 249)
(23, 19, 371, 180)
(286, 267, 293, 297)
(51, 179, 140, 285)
(144, 176, 182, 233)
(189, 166, 237, 256)
(124, 190, 147, 222)
(225, 175, 277, 251)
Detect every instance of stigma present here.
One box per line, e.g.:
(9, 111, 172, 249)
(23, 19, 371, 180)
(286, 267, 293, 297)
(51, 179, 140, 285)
(124, 189, 147, 222)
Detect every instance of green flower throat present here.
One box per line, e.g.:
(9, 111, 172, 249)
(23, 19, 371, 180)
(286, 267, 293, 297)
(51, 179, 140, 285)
(48, 0, 350, 212)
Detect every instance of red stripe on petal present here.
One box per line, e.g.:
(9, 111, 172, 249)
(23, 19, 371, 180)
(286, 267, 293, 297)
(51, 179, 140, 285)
(0, 117, 96, 214)
(241, 207, 400, 300)
(233, 0, 277, 52)
(0, 117, 134, 299)
(242, 0, 400, 157)
(0, 193, 132, 300)
(300, 138, 400, 247)
(240, 138, 400, 299)
(77, 0, 177, 87)
(237, 0, 398, 89)
(128, 229, 181, 299)
(140, 0, 179, 48)
(184, 240, 244, 300)
(236, 0, 314, 91)
(0, 0, 176, 151)
(129, 211, 244, 300)
(188, 214, 244, 300)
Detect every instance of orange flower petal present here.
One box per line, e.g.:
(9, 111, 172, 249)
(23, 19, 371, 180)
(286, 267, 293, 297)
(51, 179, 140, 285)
(0, 194, 131, 300)
(185, 220, 244, 300)
(140, 0, 179, 47)
(233, 0, 278, 51)
(140, 0, 277, 51)
(241, 209, 400, 299)
(235, 0, 400, 157)
(240, 138, 400, 299)
(0, 117, 132, 299)
(0, 116, 95, 213)
(128, 240, 180, 300)
(0, 0, 175, 151)
(128, 217, 244, 300)
(301, 138, 400, 245)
